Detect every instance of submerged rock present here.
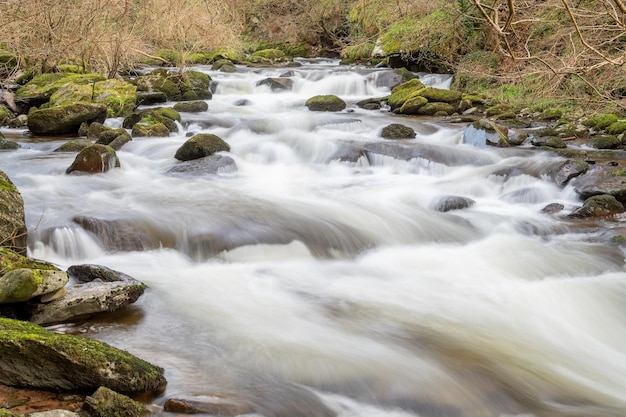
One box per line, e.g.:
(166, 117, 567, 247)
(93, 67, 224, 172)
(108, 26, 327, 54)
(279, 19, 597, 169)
(256, 77, 293, 91)
(0, 317, 166, 392)
(163, 397, 253, 416)
(167, 154, 237, 176)
(433, 196, 476, 212)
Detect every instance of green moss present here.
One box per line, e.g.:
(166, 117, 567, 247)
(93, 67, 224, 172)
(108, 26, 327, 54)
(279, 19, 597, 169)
(16, 73, 105, 102)
(608, 169, 626, 176)
(0, 179, 16, 192)
(388, 79, 426, 110)
(583, 113, 620, 129)
(0, 248, 60, 275)
(93, 79, 137, 118)
(415, 87, 462, 104)
(305, 95, 346, 112)
(607, 121, 626, 135)
(250, 49, 287, 63)
(592, 134, 621, 149)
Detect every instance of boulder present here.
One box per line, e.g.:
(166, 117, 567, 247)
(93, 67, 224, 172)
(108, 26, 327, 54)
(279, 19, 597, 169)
(387, 79, 426, 110)
(414, 87, 462, 104)
(256, 78, 293, 91)
(173, 101, 209, 113)
(96, 129, 132, 150)
(0, 268, 68, 304)
(174, 134, 230, 161)
(72, 216, 172, 251)
(83, 387, 148, 417)
(92, 79, 137, 117)
(167, 154, 237, 176)
(16, 73, 104, 107)
(415, 102, 456, 116)
(380, 123, 416, 139)
(131, 70, 181, 101)
(87, 122, 111, 140)
(463, 119, 509, 147)
(572, 163, 626, 204)
(0, 104, 15, 126)
(48, 83, 94, 107)
(0, 172, 28, 255)
(551, 160, 589, 187)
(181, 70, 212, 100)
(212, 59, 237, 73)
(0, 317, 166, 392)
(135, 91, 167, 105)
(569, 194, 625, 218)
(54, 139, 93, 153)
(305, 95, 346, 112)
(28, 103, 107, 135)
(131, 122, 170, 137)
(0, 138, 19, 150)
(163, 397, 253, 416)
(124, 107, 180, 134)
(249, 49, 287, 64)
(592, 135, 621, 149)
(29, 264, 146, 326)
(356, 96, 388, 110)
(397, 96, 428, 115)
(66, 144, 120, 175)
(433, 196, 476, 212)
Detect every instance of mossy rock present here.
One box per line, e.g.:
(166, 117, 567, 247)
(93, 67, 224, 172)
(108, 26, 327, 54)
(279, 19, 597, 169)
(397, 95, 428, 115)
(16, 73, 105, 106)
(539, 108, 563, 121)
(416, 102, 455, 116)
(48, 83, 94, 107)
(305, 95, 346, 112)
(607, 121, 626, 135)
(250, 49, 287, 63)
(174, 134, 230, 161)
(87, 122, 111, 140)
(380, 123, 416, 139)
(415, 87, 462, 104)
(123, 107, 180, 133)
(0, 139, 18, 150)
(131, 122, 170, 138)
(583, 113, 620, 130)
(0, 105, 14, 126)
(592, 134, 621, 149)
(0, 268, 68, 304)
(131, 71, 181, 101)
(485, 104, 516, 118)
(83, 386, 149, 417)
(0, 317, 166, 392)
(387, 79, 426, 110)
(54, 139, 93, 152)
(183, 71, 211, 91)
(96, 129, 131, 150)
(93, 79, 137, 118)
(211, 59, 237, 73)
(205, 48, 244, 63)
(0, 173, 27, 255)
(28, 103, 108, 135)
(532, 136, 567, 149)
(173, 101, 209, 113)
(570, 194, 625, 218)
(66, 144, 120, 174)
(0, 248, 60, 275)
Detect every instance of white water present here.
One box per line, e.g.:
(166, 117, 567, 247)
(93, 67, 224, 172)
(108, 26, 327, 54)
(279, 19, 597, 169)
(2, 60, 626, 417)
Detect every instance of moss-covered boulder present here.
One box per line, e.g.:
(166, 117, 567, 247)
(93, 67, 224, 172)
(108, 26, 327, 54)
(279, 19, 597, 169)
(607, 121, 626, 135)
(173, 101, 209, 113)
(380, 123, 416, 139)
(174, 134, 230, 161)
(83, 386, 149, 417)
(397, 95, 428, 115)
(415, 87, 462, 104)
(415, 102, 455, 116)
(54, 139, 93, 153)
(582, 113, 620, 130)
(136, 91, 167, 106)
(0, 317, 166, 392)
(96, 129, 131, 150)
(131, 70, 181, 101)
(211, 59, 237, 73)
(0, 137, 19, 150)
(0, 268, 68, 304)
(387, 79, 426, 110)
(92, 79, 137, 118)
(0, 172, 27, 255)
(305, 95, 346, 112)
(16, 73, 104, 106)
(181, 70, 212, 100)
(48, 83, 94, 107)
(124, 107, 180, 133)
(66, 144, 120, 174)
(569, 194, 625, 218)
(131, 122, 170, 138)
(28, 103, 107, 135)
(249, 49, 287, 64)
(0, 105, 14, 126)
(592, 134, 621, 149)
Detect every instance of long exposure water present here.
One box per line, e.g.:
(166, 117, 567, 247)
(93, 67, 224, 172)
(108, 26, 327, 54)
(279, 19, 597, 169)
(2, 59, 626, 417)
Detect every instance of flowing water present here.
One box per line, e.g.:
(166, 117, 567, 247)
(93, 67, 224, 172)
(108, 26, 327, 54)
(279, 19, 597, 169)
(2, 59, 626, 417)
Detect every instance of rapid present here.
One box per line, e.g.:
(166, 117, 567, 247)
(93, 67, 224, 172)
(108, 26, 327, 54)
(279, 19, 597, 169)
(1, 59, 626, 417)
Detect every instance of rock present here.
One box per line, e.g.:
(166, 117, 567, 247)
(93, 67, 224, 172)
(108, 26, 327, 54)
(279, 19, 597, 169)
(66, 145, 120, 175)
(83, 387, 148, 417)
(28, 103, 108, 135)
(0, 138, 19, 150)
(415, 102, 456, 116)
(30, 410, 80, 417)
(0, 268, 68, 304)
(87, 122, 111, 140)
(96, 129, 131, 150)
(380, 123, 416, 139)
(372, 68, 416, 89)
(552, 160, 589, 187)
(72, 217, 172, 252)
(327, 143, 366, 163)
(135, 91, 167, 105)
(131, 122, 170, 137)
(163, 397, 253, 416)
(531, 136, 567, 149)
(16, 73, 104, 107)
(131, 70, 181, 101)
(572, 163, 626, 204)
(414, 87, 462, 104)
(92, 79, 137, 118)
(7, 115, 27, 129)
(433, 196, 476, 212)
(29, 264, 146, 325)
(305, 95, 346, 112)
(463, 119, 509, 147)
(48, 83, 94, 107)
(249, 49, 287, 64)
(387, 79, 426, 110)
(397, 95, 428, 115)
(173, 101, 209, 113)
(124, 107, 180, 133)
(569, 194, 625, 218)
(0, 172, 28, 255)
(592, 134, 621, 149)
(174, 134, 230, 161)
(167, 154, 237, 176)
(0, 105, 14, 126)
(212, 59, 237, 73)
(256, 78, 293, 91)
(542, 203, 565, 214)
(180, 71, 213, 100)
(54, 140, 93, 153)
(356, 97, 388, 110)
(0, 317, 166, 392)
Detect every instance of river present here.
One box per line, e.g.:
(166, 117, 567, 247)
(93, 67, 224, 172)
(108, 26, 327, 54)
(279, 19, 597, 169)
(1, 59, 626, 417)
